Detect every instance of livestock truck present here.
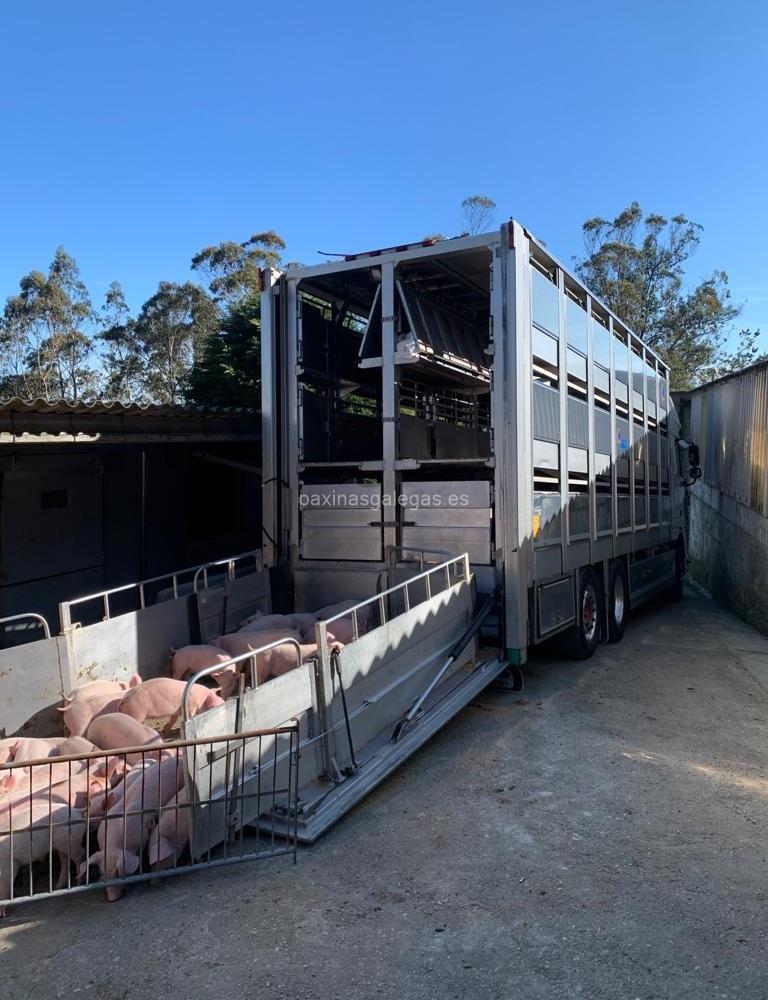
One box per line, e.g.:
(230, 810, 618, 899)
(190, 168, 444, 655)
(1, 220, 699, 891)
(246, 218, 697, 836)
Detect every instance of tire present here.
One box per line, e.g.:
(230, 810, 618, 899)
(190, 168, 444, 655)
(607, 560, 628, 643)
(566, 567, 601, 660)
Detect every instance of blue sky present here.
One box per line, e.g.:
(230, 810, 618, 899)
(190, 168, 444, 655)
(1, 0, 766, 342)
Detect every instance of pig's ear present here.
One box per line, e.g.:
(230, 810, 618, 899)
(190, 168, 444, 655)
(106, 757, 126, 781)
(153, 836, 175, 864)
(56, 705, 67, 712)
(116, 850, 140, 877)
(73, 791, 88, 809)
(129, 673, 142, 687)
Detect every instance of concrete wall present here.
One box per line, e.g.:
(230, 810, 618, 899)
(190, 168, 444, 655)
(688, 480, 768, 634)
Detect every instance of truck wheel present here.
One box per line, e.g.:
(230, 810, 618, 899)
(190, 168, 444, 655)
(567, 567, 601, 660)
(607, 560, 628, 643)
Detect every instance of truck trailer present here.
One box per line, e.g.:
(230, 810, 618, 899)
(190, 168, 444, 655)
(260, 219, 690, 668)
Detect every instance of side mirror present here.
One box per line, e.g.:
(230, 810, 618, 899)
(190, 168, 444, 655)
(677, 439, 701, 484)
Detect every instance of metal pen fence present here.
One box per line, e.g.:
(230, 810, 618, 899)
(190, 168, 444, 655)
(0, 724, 298, 913)
(59, 548, 263, 630)
(319, 553, 471, 642)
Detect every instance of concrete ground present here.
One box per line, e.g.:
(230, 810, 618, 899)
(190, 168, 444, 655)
(2, 588, 768, 999)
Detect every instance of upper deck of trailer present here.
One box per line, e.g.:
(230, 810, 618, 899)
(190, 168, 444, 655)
(266, 219, 670, 383)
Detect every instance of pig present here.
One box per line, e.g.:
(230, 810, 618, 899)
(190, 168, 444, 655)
(237, 612, 294, 631)
(209, 662, 245, 699)
(82, 754, 183, 899)
(214, 630, 302, 659)
(117, 678, 223, 729)
(87, 714, 164, 764)
(314, 599, 371, 630)
(268, 642, 323, 677)
(59, 694, 123, 738)
(0, 800, 87, 914)
(56, 737, 100, 757)
(1, 737, 98, 789)
(0, 739, 19, 766)
(0, 756, 90, 800)
(62, 675, 141, 705)
(1, 757, 117, 824)
(4, 738, 65, 767)
(169, 644, 231, 682)
(287, 612, 318, 634)
(210, 636, 318, 696)
(302, 619, 358, 645)
(0, 754, 115, 813)
(90, 752, 183, 818)
(211, 631, 302, 692)
(147, 787, 190, 870)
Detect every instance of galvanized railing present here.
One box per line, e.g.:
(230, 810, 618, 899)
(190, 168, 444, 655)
(182, 639, 305, 719)
(192, 549, 263, 593)
(59, 549, 263, 630)
(0, 612, 52, 644)
(319, 553, 471, 643)
(0, 725, 298, 913)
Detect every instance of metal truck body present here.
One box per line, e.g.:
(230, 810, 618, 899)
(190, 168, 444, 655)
(260, 219, 687, 666)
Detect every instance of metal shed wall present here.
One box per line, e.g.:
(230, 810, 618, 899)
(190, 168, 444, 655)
(690, 363, 768, 515)
(687, 361, 768, 632)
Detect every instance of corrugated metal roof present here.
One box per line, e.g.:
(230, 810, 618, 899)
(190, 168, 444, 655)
(689, 356, 768, 394)
(0, 397, 257, 417)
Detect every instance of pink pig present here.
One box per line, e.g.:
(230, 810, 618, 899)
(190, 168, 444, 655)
(238, 613, 295, 633)
(2, 737, 98, 789)
(1, 799, 87, 914)
(59, 694, 123, 738)
(118, 678, 222, 728)
(87, 714, 164, 763)
(147, 786, 190, 870)
(169, 644, 231, 682)
(62, 675, 141, 705)
(314, 599, 371, 630)
(82, 754, 183, 900)
(214, 630, 302, 658)
(90, 751, 182, 819)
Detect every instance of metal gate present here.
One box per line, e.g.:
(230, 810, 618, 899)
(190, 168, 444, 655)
(0, 725, 298, 913)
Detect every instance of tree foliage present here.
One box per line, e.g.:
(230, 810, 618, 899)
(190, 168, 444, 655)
(575, 202, 762, 389)
(99, 281, 145, 401)
(191, 231, 285, 304)
(129, 281, 219, 404)
(461, 195, 496, 235)
(0, 248, 98, 400)
(185, 295, 261, 407)
(185, 229, 286, 407)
